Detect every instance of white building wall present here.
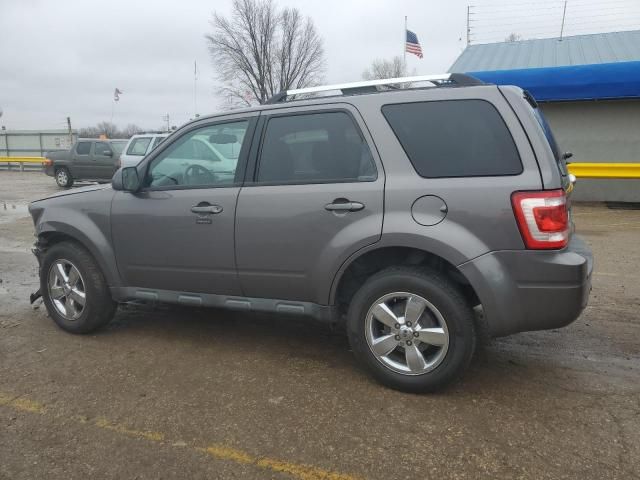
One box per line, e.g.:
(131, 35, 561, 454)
(541, 100, 640, 202)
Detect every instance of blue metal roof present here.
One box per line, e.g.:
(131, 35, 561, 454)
(450, 30, 640, 73)
(470, 61, 640, 102)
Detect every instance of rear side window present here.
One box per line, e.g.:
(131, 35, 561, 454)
(382, 100, 522, 178)
(256, 111, 376, 184)
(76, 142, 91, 155)
(127, 137, 152, 156)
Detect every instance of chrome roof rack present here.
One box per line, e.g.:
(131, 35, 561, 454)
(265, 73, 484, 104)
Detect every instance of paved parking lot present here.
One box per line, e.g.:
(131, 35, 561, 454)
(1, 172, 639, 479)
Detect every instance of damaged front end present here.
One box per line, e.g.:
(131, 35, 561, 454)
(29, 237, 46, 304)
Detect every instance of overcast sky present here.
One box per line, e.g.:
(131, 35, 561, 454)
(1, 0, 638, 131)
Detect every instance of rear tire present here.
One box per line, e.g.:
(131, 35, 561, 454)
(347, 266, 476, 393)
(40, 241, 116, 334)
(55, 167, 74, 188)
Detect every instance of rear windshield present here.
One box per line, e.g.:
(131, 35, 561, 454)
(529, 101, 568, 176)
(382, 99, 522, 178)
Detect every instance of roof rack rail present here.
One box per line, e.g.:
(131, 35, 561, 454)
(265, 73, 484, 104)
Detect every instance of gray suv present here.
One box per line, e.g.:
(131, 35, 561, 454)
(28, 74, 593, 392)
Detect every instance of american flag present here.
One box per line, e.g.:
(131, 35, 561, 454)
(406, 30, 423, 59)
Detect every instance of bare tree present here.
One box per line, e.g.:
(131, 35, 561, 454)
(505, 33, 523, 42)
(78, 122, 147, 139)
(122, 124, 143, 138)
(95, 121, 119, 138)
(206, 0, 325, 106)
(362, 56, 407, 80)
(78, 126, 100, 138)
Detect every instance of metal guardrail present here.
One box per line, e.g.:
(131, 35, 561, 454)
(0, 156, 46, 172)
(567, 163, 640, 179)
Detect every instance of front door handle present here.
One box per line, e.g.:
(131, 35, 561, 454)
(191, 204, 223, 214)
(325, 200, 365, 212)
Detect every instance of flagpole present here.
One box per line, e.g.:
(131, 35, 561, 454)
(403, 16, 407, 74)
(193, 60, 198, 118)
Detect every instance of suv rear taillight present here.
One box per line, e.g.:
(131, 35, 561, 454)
(511, 189, 569, 250)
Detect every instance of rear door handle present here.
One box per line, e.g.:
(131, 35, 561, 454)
(191, 204, 223, 214)
(325, 200, 365, 212)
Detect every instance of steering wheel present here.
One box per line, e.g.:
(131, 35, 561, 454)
(184, 164, 216, 185)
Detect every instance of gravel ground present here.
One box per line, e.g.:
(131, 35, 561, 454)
(1, 171, 639, 480)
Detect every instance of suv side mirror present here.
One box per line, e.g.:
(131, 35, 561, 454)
(112, 167, 141, 192)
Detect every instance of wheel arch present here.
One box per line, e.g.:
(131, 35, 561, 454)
(330, 245, 482, 317)
(36, 223, 121, 288)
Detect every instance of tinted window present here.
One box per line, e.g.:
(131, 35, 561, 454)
(257, 111, 376, 184)
(76, 142, 91, 155)
(127, 137, 152, 156)
(94, 142, 112, 156)
(382, 100, 522, 178)
(531, 104, 568, 175)
(147, 120, 249, 188)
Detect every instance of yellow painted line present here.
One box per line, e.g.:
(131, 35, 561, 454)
(0, 156, 46, 163)
(568, 163, 640, 179)
(0, 392, 46, 414)
(94, 417, 165, 442)
(201, 444, 361, 480)
(0, 390, 361, 480)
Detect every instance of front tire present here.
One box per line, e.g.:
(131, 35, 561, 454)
(40, 241, 116, 334)
(55, 167, 74, 188)
(347, 266, 476, 393)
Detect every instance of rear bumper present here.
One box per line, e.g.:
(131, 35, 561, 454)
(459, 235, 593, 337)
(44, 165, 54, 177)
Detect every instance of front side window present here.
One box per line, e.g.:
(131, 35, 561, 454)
(94, 142, 112, 156)
(382, 100, 522, 178)
(127, 137, 152, 156)
(256, 111, 376, 184)
(147, 120, 249, 188)
(76, 142, 91, 155)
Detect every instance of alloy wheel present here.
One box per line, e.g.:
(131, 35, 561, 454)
(56, 170, 68, 186)
(365, 292, 449, 375)
(47, 259, 86, 320)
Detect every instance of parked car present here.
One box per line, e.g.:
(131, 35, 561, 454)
(28, 74, 592, 392)
(44, 139, 128, 188)
(118, 133, 169, 168)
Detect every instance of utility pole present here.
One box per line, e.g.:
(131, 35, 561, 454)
(66, 117, 72, 146)
(466, 6, 473, 46)
(403, 16, 407, 74)
(162, 114, 170, 133)
(559, 0, 568, 41)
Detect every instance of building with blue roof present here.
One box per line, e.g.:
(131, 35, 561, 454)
(450, 30, 640, 202)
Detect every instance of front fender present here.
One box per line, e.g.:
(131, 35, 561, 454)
(29, 190, 121, 288)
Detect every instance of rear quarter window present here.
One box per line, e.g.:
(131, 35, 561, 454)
(382, 99, 522, 178)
